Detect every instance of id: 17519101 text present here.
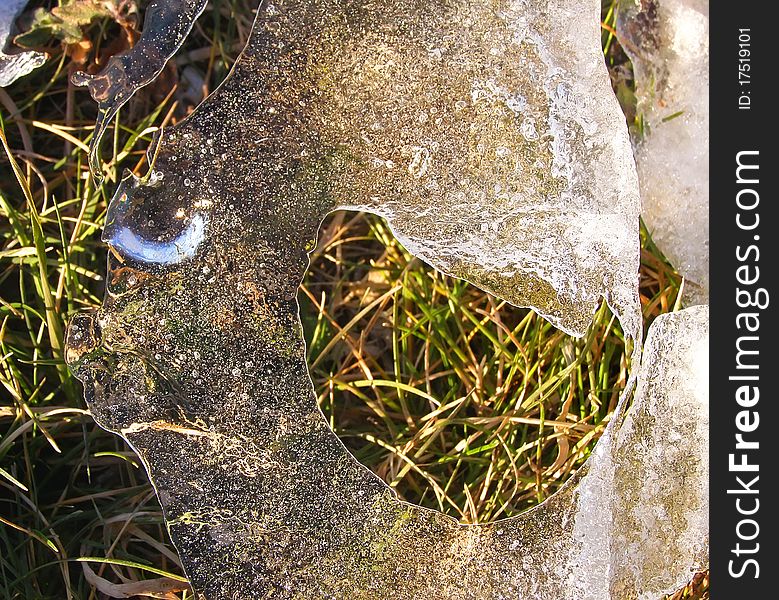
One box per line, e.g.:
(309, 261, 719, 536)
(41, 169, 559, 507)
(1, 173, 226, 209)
(738, 28, 751, 110)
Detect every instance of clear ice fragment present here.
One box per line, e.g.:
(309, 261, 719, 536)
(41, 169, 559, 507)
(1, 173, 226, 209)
(0, 0, 46, 87)
(618, 0, 710, 305)
(65, 293, 709, 599)
(71, 0, 208, 176)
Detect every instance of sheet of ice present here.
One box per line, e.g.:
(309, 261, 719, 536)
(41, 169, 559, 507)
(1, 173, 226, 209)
(61, 1, 712, 598)
(74, 0, 642, 338)
(71, 0, 207, 175)
(0, 0, 46, 87)
(66, 289, 708, 600)
(618, 0, 709, 305)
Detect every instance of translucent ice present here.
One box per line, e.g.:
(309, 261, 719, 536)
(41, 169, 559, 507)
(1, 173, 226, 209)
(66, 290, 708, 599)
(0, 0, 46, 87)
(74, 0, 642, 339)
(571, 306, 709, 599)
(63, 0, 713, 597)
(71, 0, 208, 175)
(618, 0, 709, 304)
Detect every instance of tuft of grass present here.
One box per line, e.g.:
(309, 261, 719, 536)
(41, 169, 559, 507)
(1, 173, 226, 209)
(303, 212, 630, 521)
(0, 0, 705, 598)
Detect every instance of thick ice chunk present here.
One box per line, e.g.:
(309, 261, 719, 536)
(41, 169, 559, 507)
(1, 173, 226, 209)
(0, 0, 46, 87)
(65, 283, 709, 599)
(618, 0, 709, 304)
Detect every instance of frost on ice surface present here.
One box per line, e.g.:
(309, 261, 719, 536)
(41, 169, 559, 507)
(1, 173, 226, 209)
(0, 0, 46, 87)
(60, 0, 712, 598)
(71, 0, 208, 175)
(618, 0, 709, 305)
